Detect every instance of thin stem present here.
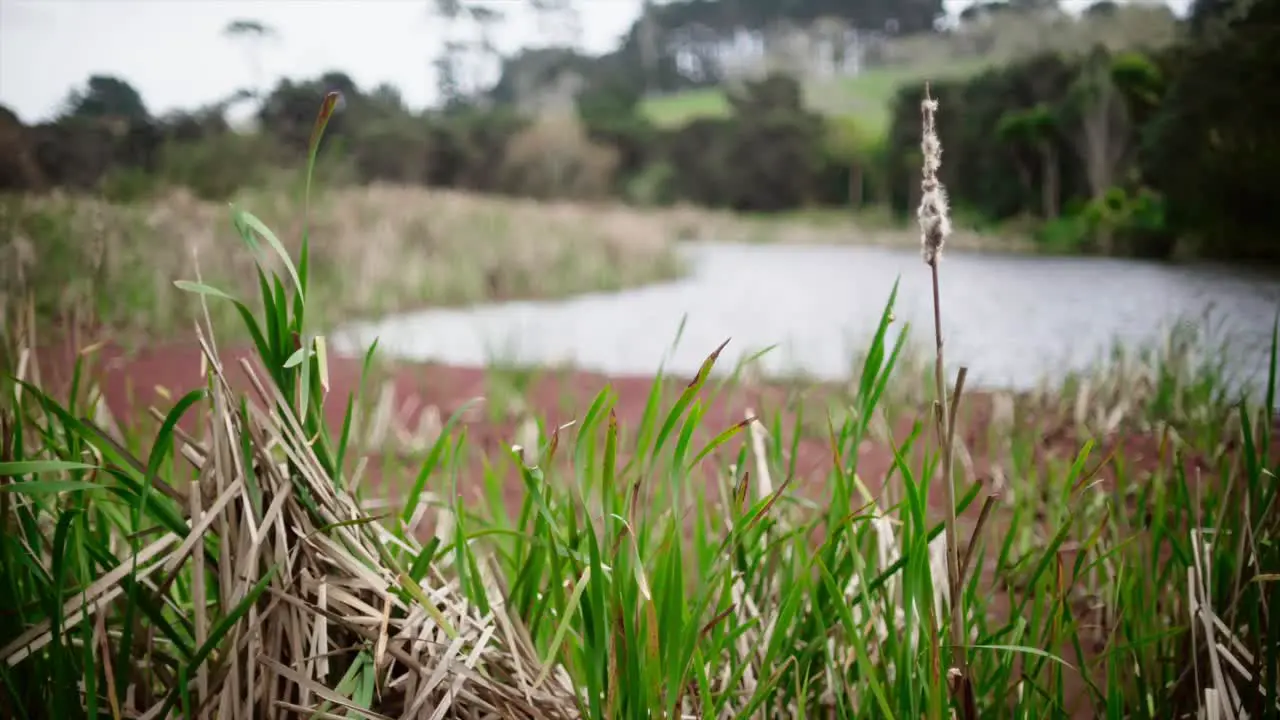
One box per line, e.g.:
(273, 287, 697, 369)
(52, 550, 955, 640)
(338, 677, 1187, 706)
(930, 258, 966, 677)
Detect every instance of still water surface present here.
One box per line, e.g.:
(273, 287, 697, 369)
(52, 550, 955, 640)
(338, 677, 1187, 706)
(333, 243, 1280, 397)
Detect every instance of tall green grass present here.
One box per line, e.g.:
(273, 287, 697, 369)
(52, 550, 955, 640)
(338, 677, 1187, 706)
(0, 93, 1276, 719)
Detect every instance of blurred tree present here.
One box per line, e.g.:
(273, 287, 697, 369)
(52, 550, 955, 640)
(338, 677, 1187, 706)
(0, 104, 42, 190)
(434, 41, 469, 111)
(430, 0, 506, 108)
(636, 0, 659, 94)
(491, 47, 595, 111)
(1084, 1, 1120, 17)
(223, 19, 278, 99)
(1007, 0, 1059, 12)
(665, 73, 827, 211)
(159, 105, 231, 144)
(61, 75, 148, 123)
(258, 73, 358, 151)
(1148, 0, 1278, 260)
(997, 104, 1060, 218)
(727, 0, 946, 32)
(531, 0, 583, 49)
(574, 67, 654, 189)
(1063, 49, 1134, 240)
(364, 83, 410, 119)
(468, 5, 505, 100)
(599, 0, 950, 96)
(1188, 0, 1258, 37)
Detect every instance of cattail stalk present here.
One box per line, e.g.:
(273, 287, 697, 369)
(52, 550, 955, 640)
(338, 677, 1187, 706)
(918, 84, 975, 715)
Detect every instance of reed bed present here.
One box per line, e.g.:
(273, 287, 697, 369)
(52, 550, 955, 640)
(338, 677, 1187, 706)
(0, 91, 1276, 719)
(0, 176, 684, 344)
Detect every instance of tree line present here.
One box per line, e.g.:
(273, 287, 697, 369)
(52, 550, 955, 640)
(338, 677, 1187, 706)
(884, 0, 1276, 260)
(0, 0, 1274, 262)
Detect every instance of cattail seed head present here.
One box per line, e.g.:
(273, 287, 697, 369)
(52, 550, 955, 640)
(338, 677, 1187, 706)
(918, 85, 951, 265)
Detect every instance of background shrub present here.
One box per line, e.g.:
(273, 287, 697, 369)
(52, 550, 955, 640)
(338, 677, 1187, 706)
(500, 115, 619, 200)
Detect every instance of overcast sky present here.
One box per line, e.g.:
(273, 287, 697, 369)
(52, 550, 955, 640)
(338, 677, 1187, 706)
(0, 0, 1185, 124)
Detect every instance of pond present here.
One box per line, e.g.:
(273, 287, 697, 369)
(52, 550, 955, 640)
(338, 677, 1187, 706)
(332, 242, 1280, 399)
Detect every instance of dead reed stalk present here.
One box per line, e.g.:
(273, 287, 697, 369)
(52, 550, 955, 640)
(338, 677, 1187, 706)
(917, 83, 980, 717)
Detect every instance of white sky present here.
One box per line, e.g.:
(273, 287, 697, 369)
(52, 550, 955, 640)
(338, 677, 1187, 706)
(0, 0, 1186, 124)
(0, 0, 649, 122)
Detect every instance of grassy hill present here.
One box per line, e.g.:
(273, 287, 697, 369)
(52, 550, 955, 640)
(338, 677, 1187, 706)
(637, 1, 1180, 137)
(639, 59, 988, 136)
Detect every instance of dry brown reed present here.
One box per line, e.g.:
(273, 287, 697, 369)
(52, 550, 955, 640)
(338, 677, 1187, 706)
(0, 184, 684, 340)
(501, 116, 620, 201)
(2, 309, 583, 719)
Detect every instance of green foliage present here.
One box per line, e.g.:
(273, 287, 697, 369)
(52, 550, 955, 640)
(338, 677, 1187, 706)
(576, 78, 660, 193)
(1109, 50, 1165, 108)
(350, 116, 433, 185)
(422, 108, 528, 191)
(996, 104, 1057, 144)
(820, 115, 890, 206)
(96, 165, 158, 204)
(662, 74, 829, 212)
(257, 73, 356, 153)
(1144, 0, 1280, 261)
(887, 52, 1089, 224)
(1084, 185, 1169, 256)
(156, 133, 275, 201)
(885, 14, 1277, 262)
(822, 115, 865, 165)
(0, 60, 1009, 232)
(1035, 187, 1168, 256)
(623, 160, 678, 206)
(61, 75, 149, 123)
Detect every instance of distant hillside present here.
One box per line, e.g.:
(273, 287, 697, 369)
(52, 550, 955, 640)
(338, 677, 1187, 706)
(640, 59, 988, 135)
(635, 2, 1179, 136)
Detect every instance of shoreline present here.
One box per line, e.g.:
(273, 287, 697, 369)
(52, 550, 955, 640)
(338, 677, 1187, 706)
(25, 335, 1243, 518)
